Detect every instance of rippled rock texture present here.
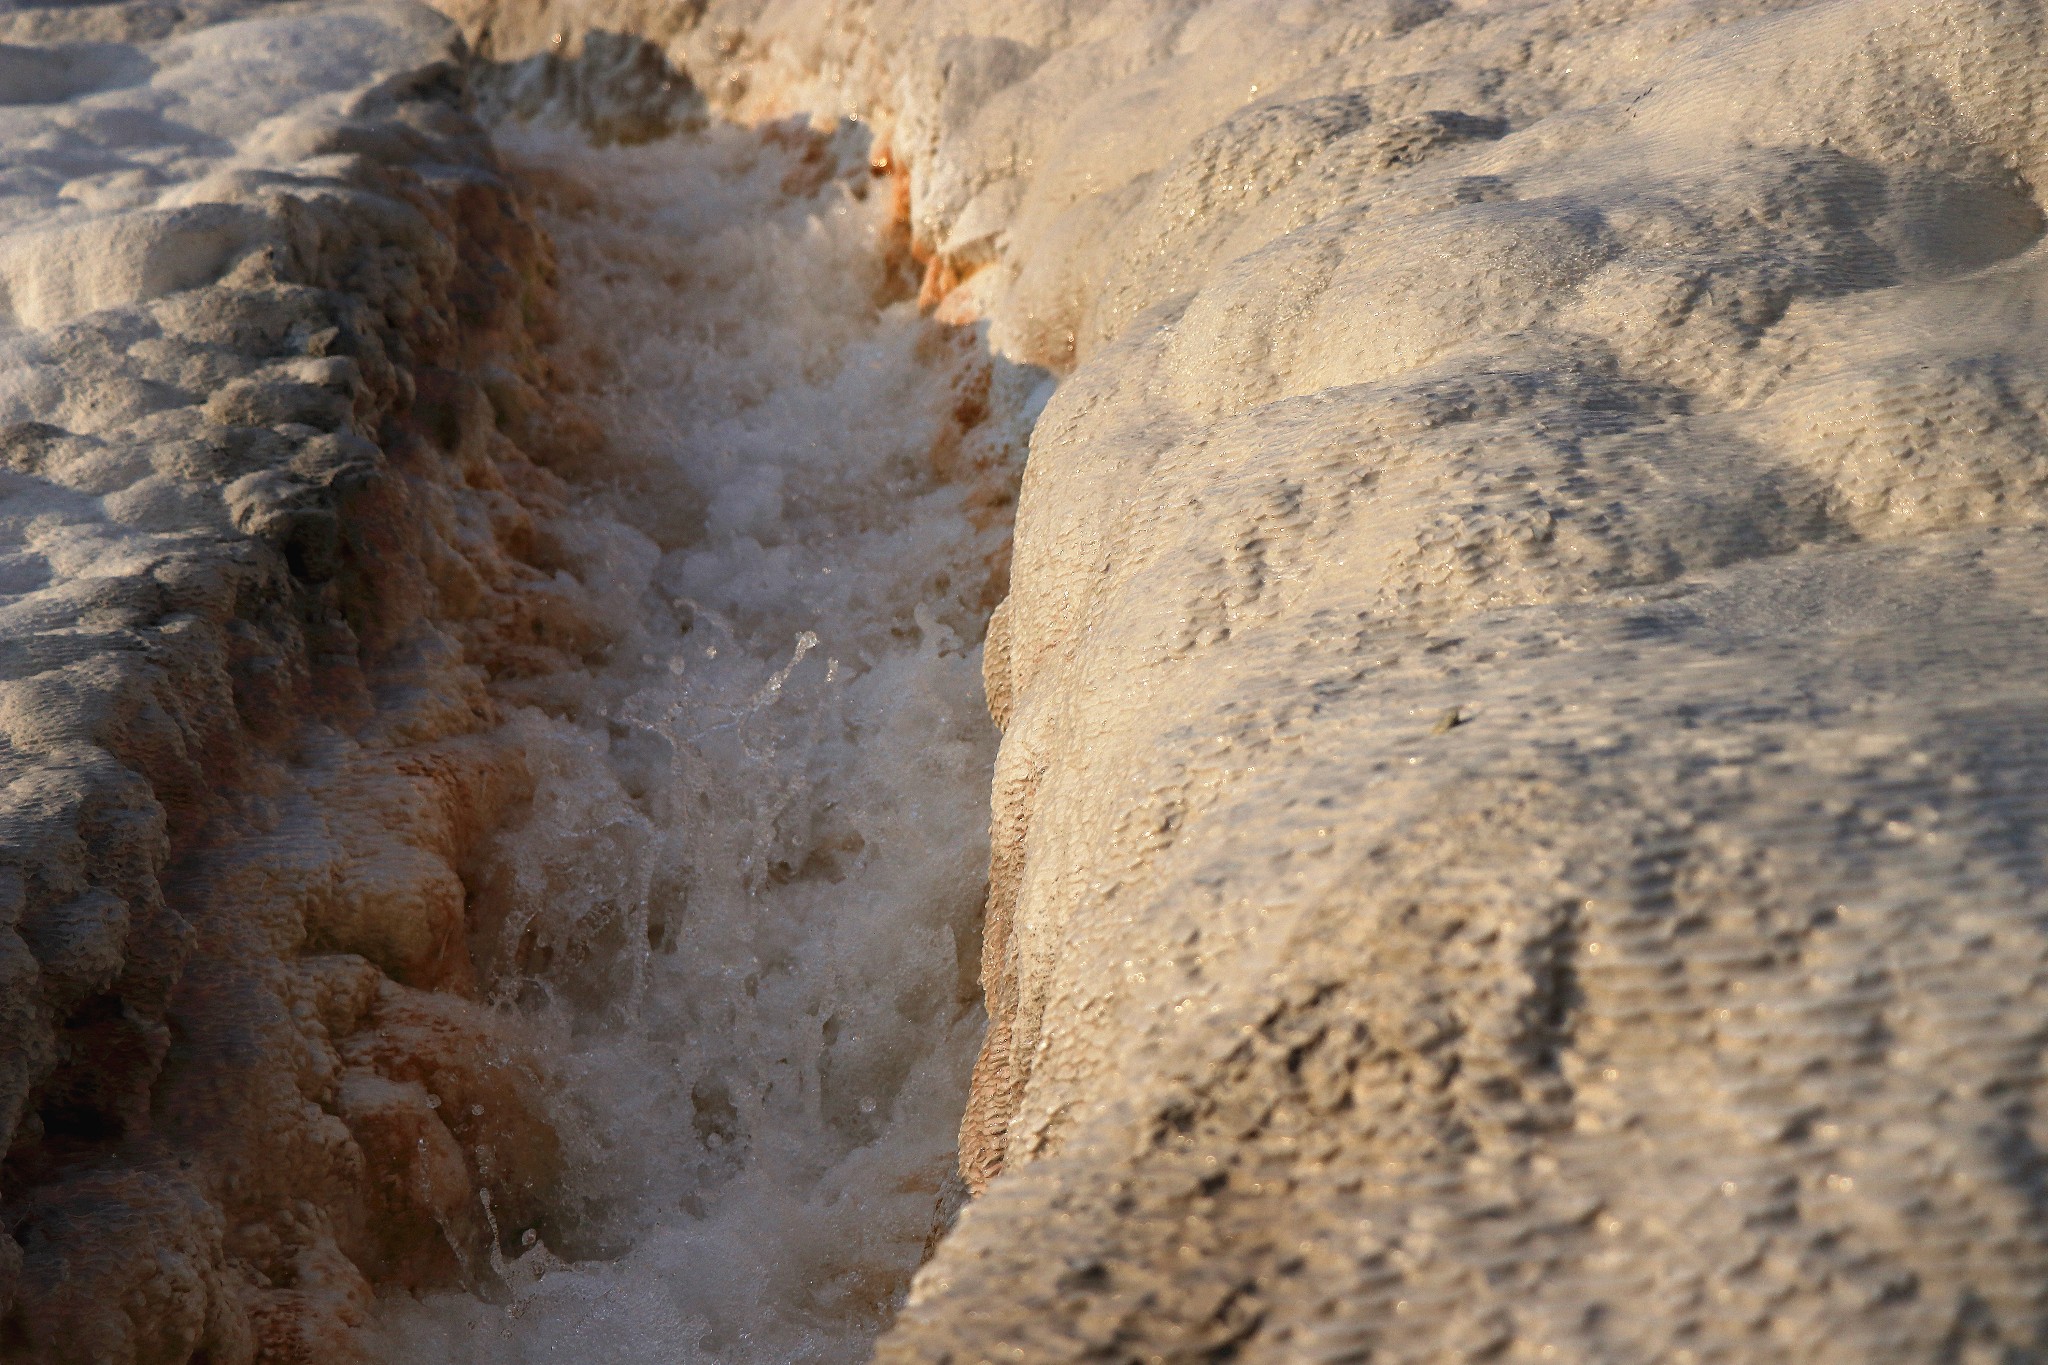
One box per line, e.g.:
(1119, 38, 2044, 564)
(14, 0, 2048, 1361)
(442, 0, 2048, 1359)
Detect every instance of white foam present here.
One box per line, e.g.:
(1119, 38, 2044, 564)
(369, 118, 1042, 1363)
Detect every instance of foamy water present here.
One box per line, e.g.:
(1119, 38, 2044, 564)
(370, 116, 1046, 1363)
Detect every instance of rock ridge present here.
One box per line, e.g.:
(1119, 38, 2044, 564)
(12, 0, 2048, 1360)
(425, 0, 2048, 1359)
(0, 6, 605, 1360)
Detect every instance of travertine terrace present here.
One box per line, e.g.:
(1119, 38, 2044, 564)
(7, 0, 2048, 1362)
(0, 5, 576, 1359)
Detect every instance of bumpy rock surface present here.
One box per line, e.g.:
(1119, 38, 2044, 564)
(0, 5, 601, 1361)
(434, 0, 2048, 1359)
(18, 0, 2048, 1359)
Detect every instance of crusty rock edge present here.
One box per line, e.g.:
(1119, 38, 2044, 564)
(427, 0, 2048, 1360)
(0, 10, 629, 1361)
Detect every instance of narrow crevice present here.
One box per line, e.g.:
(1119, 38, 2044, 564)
(368, 72, 1048, 1365)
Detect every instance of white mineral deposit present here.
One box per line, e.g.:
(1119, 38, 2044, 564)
(4, 1, 2048, 1363)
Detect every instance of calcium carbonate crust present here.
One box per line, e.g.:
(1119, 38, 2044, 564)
(24, 0, 2048, 1358)
(432, 0, 2048, 1359)
(0, 5, 611, 1361)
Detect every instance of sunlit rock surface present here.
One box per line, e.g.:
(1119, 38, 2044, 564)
(13, 0, 2048, 1360)
(438, 0, 2048, 1359)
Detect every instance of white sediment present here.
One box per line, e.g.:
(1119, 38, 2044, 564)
(370, 118, 1042, 1362)
(12, 0, 2048, 1359)
(436, 1, 2048, 1359)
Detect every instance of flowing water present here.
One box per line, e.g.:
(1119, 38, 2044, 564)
(369, 114, 1047, 1363)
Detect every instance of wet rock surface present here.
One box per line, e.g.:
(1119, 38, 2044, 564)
(434, 0, 2048, 1359)
(15, 0, 2048, 1361)
(0, 4, 594, 1359)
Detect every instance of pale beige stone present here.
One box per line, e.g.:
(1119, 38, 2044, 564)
(431, 0, 2048, 1357)
(14, 0, 2048, 1358)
